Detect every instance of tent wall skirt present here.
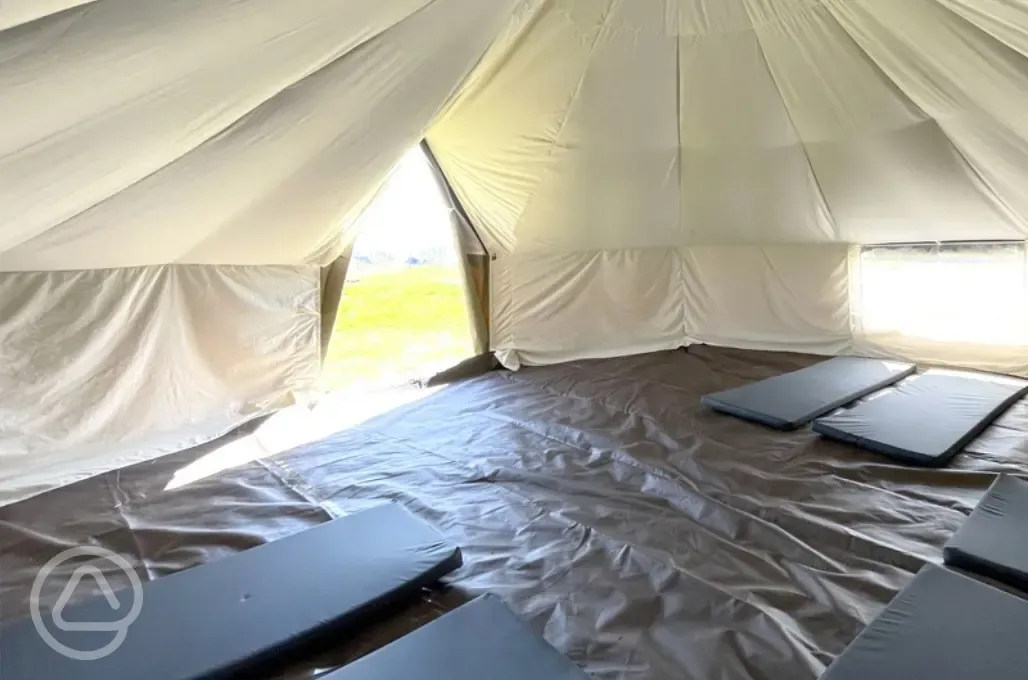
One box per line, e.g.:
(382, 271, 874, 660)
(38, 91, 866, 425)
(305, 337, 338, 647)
(0, 264, 320, 504)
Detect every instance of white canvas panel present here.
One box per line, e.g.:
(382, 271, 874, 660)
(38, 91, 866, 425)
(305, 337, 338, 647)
(0, 265, 320, 499)
(429, 0, 617, 256)
(827, 0, 1028, 238)
(750, 5, 1014, 242)
(680, 245, 852, 354)
(491, 244, 851, 367)
(677, 28, 834, 243)
(0, 0, 99, 32)
(513, 0, 681, 253)
(673, 0, 753, 35)
(0, 0, 432, 259)
(491, 248, 687, 367)
(804, 122, 1020, 244)
(0, 0, 520, 270)
(933, 0, 1028, 57)
(936, 118, 1028, 231)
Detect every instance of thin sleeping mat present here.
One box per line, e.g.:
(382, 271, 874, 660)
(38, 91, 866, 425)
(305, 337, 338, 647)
(820, 564, 1028, 680)
(323, 594, 590, 680)
(700, 356, 915, 430)
(812, 370, 1028, 466)
(944, 474, 1028, 593)
(0, 503, 462, 680)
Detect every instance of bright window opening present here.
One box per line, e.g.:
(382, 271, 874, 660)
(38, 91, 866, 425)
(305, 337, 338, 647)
(857, 242, 1028, 346)
(321, 147, 475, 390)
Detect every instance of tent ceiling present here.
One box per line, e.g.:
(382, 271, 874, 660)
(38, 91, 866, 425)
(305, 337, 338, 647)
(5, 0, 1028, 269)
(430, 0, 1028, 254)
(0, 0, 519, 271)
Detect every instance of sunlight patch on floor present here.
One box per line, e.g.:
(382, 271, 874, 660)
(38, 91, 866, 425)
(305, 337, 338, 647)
(164, 385, 441, 491)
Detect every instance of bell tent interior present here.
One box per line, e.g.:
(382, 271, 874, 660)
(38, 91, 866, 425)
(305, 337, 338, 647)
(5, 1, 1028, 679)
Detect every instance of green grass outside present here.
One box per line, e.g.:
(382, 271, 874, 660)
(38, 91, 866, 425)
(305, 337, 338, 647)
(321, 266, 474, 389)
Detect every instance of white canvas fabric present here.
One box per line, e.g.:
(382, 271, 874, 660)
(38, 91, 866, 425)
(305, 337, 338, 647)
(0, 0, 522, 268)
(490, 245, 852, 368)
(429, 0, 1028, 371)
(0, 265, 320, 502)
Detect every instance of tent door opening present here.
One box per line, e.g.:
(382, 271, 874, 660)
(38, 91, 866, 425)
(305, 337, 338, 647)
(321, 146, 476, 391)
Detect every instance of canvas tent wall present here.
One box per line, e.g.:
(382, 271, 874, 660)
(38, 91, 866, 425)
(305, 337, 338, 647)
(0, 0, 529, 500)
(428, 0, 1028, 372)
(4, 0, 1028, 500)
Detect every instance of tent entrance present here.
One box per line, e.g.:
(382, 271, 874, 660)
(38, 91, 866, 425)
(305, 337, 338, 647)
(321, 147, 476, 391)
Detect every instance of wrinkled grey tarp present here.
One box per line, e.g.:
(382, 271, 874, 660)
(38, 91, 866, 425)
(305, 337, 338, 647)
(3, 346, 1028, 679)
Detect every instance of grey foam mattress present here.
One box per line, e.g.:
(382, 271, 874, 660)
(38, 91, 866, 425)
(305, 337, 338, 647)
(0, 503, 462, 680)
(324, 594, 590, 680)
(701, 356, 915, 430)
(821, 564, 1028, 680)
(812, 370, 1028, 466)
(944, 475, 1028, 593)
